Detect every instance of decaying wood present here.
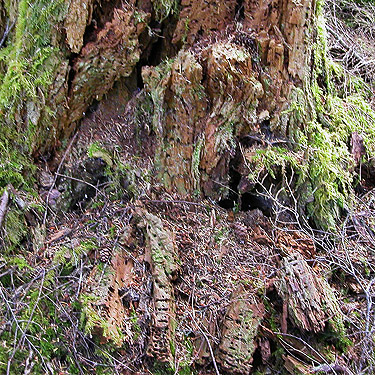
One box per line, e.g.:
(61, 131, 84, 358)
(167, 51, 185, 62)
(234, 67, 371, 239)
(137, 209, 180, 362)
(283, 354, 310, 374)
(351, 132, 366, 167)
(217, 286, 264, 374)
(275, 253, 342, 333)
(311, 363, 354, 374)
(80, 248, 132, 346)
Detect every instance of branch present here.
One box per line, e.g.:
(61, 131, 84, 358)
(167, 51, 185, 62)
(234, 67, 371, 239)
(0, 20, 15, 49)
(189, 312, 220, 375)
(0, 186, 10, 229)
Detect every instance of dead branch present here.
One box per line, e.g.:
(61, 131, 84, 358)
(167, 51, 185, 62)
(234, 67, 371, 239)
(311, 363, 354, 375)
(189, 312, 221, 375)
(0, 186, 9, 229)
(0, 20, 15, 48)
(141, 198, 209, 209)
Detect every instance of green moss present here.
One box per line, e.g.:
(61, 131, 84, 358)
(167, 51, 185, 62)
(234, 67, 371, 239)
(320, 324, 353, 353)
(252, 0, 375, 230)
(0, 274, 86, 374)
(4, 209, 28, 250)
(53, 239, 96, 268)
(0, 0, 67, 189)
(6, 255, 32, 271)
(87, 142, 113, 167)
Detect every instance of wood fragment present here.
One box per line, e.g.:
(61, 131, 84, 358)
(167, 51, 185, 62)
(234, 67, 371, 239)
(281, 300, 288, 334)
(351, 132, 365, 166)
(46, 228, 73, 245)
(217, 286, 264, 374)
(311, 363, 353, 374)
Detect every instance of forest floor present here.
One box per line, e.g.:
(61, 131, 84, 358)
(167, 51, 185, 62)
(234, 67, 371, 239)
(1, 0, 375, 374)
(20, 79, 374, 374)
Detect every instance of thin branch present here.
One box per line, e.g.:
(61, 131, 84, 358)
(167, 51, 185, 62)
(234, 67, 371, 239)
(55, 173, 107, 198)
(189, 312, 220, 375)
(0, 186, 10, 229)
(0, 20, 16, 48)
(141, 198, 209, 209)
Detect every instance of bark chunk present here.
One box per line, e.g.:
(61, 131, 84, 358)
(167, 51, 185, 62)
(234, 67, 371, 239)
(137, 210, 180, 362)
(275, 253, 343, 333)
(217, 286, 264, 374)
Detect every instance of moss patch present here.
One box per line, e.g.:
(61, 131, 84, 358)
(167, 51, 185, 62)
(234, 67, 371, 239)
(0, 0, 67, 188)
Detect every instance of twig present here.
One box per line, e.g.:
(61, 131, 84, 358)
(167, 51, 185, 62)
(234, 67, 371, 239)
(7, 270, 46, 374)
(0, 286, 48, 375)
(23, 348, 35, 375)
(141, 198, 209, 209)
(267, 329, 338, 374)
(55, 173, 107, 198)
(188, 312, 220, 375)
(311, 363, 354, 375)
(0, 186, 10, 229)
(0, 20, 15, 48)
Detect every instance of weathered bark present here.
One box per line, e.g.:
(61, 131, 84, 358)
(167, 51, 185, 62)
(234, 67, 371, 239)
(1, 0, 367, 373)
(141, 0, 317, 200)
(40, 1, 149, 153)
(217, 286, 264, 374)
(137, 209, 180, 363)
(275, 252, 343, 333)
(81, 247, 129, 345)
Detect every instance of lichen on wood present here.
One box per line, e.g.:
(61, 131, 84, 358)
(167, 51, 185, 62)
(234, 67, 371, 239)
(143, 40, 263, 199)
(80, 248, 129, 346)
(136, 208, 180, 362)
(173, 0, 236, 45)
(217, 286, 264, 374)
(64, 0, 95, 53)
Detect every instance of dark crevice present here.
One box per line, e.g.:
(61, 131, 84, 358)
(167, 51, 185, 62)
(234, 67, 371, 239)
(240, 190, 273, 216)
(146, 29, 165, 66)
(135, 12, 181, 89)
(217, 144, 274, 216)
(250, 346, 263, 372)
(217, 163, 241, 210)
(136, 63, 145, 89)
(86, 99, 99, 116)
(136, 23, 165, 88)
(67, 53, 79, 96)
(235, 0, 245, 21)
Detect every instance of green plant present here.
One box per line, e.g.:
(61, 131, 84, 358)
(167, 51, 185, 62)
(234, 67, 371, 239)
(152, 0, 179, 22)
(249, 2, 375, 230)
